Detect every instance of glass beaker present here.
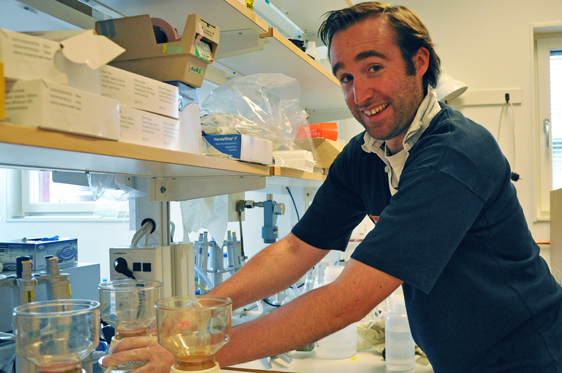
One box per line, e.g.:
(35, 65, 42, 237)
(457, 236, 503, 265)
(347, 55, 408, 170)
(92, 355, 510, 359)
(99, 279, 163, 340)
(13, 299, 100, 373)
(99, 279, 163, 372)
(155, 296, 232, 373)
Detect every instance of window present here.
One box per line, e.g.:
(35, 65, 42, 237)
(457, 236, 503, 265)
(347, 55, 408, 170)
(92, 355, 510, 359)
(10, 169, 129, 219)
(535, 34, 562, 220)
(23, 170, 96, 213)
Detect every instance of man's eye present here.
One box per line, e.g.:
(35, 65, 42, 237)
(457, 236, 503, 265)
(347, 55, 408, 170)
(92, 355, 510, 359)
(340, 75, 353, 84)
(369, 65, 382, 73)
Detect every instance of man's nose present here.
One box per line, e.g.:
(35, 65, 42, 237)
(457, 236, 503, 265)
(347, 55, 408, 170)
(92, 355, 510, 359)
(353, 78, 373, 106)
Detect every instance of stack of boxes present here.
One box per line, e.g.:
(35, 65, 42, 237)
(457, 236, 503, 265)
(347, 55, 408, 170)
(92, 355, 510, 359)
(99, 65, 181, 151)
(95, 14, 221, 154)
(1, 29, 123, 140)
(0, 13, 221, 154)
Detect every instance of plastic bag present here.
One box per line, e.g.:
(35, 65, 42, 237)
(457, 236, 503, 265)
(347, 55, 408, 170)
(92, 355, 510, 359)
(200, 73, 309, 151)
(87, 173, 146, 202)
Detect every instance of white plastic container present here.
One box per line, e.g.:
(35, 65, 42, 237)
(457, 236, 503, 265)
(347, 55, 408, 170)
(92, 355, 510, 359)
(273, 150, 315, 172)
(306, 41, 321, 61)
(385, 296, 415, 371)
(314, 265, 357, 359)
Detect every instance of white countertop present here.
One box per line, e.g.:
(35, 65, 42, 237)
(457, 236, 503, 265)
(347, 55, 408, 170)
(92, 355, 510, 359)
(222, 349, 434, 373)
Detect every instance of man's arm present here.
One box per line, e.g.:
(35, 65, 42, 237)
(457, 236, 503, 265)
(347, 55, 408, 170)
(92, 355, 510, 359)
(213, 250, 403, 367)
(209, 232, 329, 310)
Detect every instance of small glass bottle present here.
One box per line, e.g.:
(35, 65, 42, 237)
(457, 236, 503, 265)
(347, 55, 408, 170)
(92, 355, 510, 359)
(385, 296, 415, 371)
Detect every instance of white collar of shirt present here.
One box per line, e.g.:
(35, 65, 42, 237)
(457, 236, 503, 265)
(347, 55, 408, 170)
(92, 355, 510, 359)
(360, 86, 442, 194)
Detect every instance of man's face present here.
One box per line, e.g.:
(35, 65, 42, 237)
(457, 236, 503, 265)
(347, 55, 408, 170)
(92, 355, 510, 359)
(330, 17, 428, 152)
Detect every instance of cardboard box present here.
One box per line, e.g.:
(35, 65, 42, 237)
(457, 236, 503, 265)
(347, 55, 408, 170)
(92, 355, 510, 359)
(0, 238, 78, 272)
(5, 79, 120, 140)
(100, 65, 179, 119)
(203, 134, 273, 165)
(96, 14, 220, 88)
(0, 61, 4, 121)
(119, 105, 181, 151)
(295, 138, 346, 169)
(0, 29, 124, 85)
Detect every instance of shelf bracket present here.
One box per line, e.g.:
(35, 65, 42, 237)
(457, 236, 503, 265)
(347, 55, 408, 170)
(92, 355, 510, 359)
(215, 28, 265, 59)
(149, 175, 266, 202)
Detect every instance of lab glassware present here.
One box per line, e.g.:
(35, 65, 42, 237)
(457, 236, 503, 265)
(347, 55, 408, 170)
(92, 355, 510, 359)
(99, 279, 163, 372)
(155, 296, 232, 373)
(99, 279, 163, 340)
(13, 299, 100, 373)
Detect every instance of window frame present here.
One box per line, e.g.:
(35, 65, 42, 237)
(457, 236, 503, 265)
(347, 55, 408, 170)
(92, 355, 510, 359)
(533, 25, 562, 221)
(21, 170, 99, 214)
(5, 169, 129, 221)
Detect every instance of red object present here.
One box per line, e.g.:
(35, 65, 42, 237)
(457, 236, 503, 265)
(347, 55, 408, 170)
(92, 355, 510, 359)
(296, 122, 338, 141)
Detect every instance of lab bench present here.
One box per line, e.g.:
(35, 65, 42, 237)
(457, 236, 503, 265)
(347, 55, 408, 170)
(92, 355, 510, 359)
(225, 350, 434, 372)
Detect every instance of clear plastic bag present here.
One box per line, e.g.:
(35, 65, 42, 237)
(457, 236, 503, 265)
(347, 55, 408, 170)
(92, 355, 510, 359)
(87, 173, 146, 202)
(200, 73, 310, 151)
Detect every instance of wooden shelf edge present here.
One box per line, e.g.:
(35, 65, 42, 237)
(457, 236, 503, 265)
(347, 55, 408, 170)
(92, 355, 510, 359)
(270, 166, 326, 181)
(269, 28, 340, 87)
(0, 124, 332, 184)
(0, 122, 270, 176)
(223, 0, 270, 32)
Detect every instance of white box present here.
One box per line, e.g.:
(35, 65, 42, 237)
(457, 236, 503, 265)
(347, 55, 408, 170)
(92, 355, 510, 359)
(5, 79, 120, 140)
(167, 81, 202, 154)
(119, 105, 181, 150)
(109, 246, 173, 298)
(100, 65, 179, 119)
(0, 29, 124, 84)
(273, 149, 316, 172)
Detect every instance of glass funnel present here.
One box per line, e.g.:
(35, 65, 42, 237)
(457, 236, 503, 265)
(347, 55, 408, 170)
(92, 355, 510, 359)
(13, 299, 100, 373)
(155, 296, 232, 372)
(99, 279, 163, 340)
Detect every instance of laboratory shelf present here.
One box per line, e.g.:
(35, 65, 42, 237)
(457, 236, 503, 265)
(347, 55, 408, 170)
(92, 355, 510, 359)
(92, 0, 346, 114)
(0, 123, 326, 187)
(94, 0, 269, 36)
(267, 0, 351, 44)
(270, 166, 326, 181)
(266, 167, 325, 189)
(0, 122, 270, 178)
(219, 27, 345, 111)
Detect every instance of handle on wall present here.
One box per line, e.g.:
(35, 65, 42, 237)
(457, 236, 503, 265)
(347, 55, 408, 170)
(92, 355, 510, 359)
(544, 118, 551, 148)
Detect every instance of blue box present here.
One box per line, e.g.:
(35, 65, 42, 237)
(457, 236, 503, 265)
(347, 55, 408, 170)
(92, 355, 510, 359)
(202, 133, 273, 165)
(0, 237, 78, 272)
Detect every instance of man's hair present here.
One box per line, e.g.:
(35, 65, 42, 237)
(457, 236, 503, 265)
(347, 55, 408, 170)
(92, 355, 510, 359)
(318, 1, 441, 88)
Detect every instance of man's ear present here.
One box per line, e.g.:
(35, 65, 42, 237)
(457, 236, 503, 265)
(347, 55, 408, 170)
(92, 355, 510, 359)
(413, 47, 430, 77)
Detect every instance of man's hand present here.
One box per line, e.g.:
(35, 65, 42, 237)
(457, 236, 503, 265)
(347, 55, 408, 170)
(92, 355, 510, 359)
(100, 336, 175, 373)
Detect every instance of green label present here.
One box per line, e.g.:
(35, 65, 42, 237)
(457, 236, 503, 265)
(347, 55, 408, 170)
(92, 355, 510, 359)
(164, 45, 184, 54)
(190, 65, 205, 77)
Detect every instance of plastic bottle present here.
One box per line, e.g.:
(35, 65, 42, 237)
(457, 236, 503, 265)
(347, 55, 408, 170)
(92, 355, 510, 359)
(314, 265, 357, 359)
(385, 296, 415, 371)
(306, 41, 321, 61)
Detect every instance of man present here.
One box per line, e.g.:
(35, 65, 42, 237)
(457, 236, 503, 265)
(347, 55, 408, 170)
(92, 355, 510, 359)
(103, 2, 562, 372)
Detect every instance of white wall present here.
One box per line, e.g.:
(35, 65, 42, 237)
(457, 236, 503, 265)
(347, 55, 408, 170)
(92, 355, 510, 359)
(410, 0, 562, 241)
